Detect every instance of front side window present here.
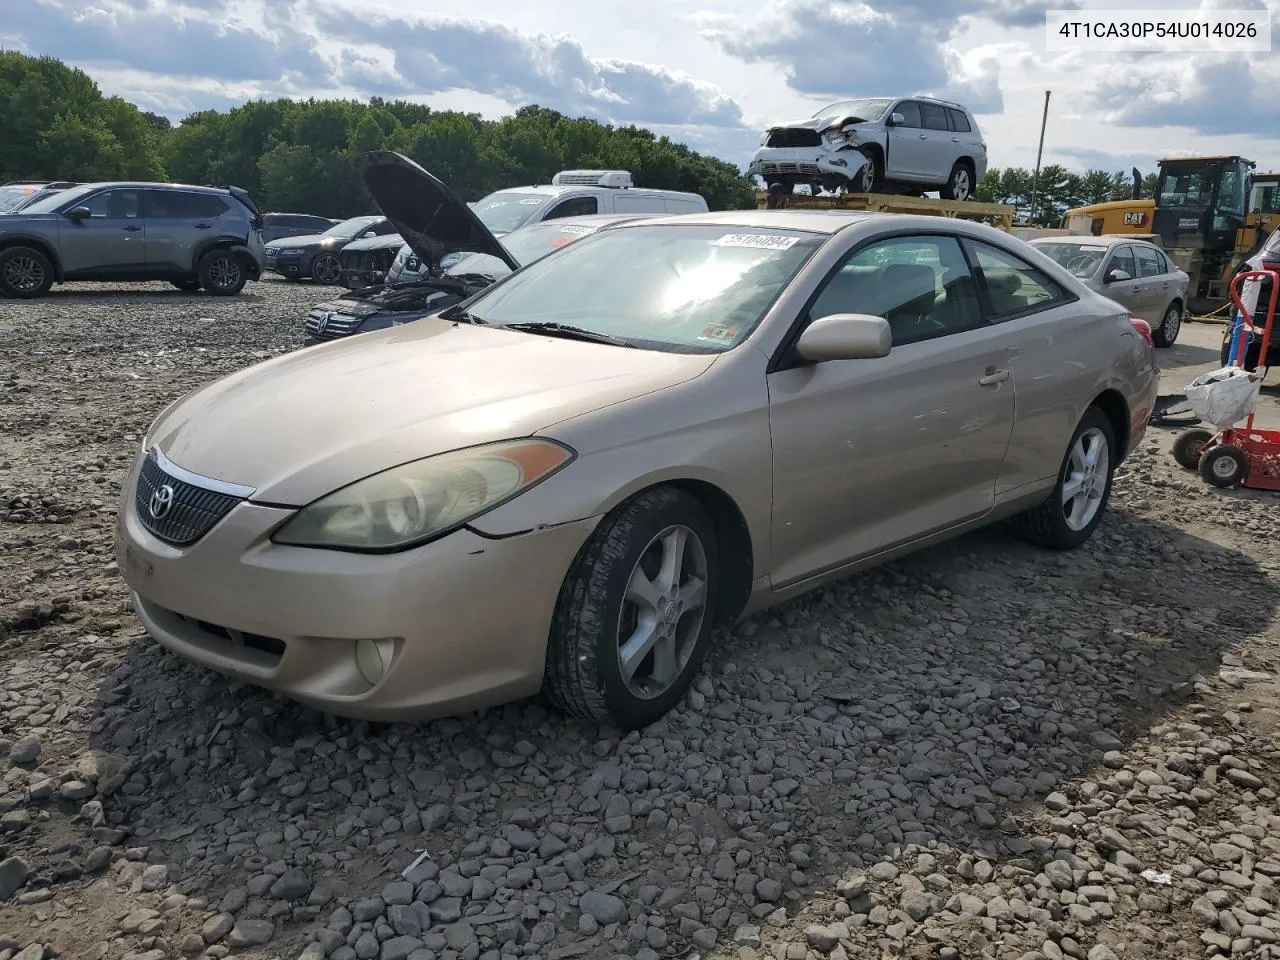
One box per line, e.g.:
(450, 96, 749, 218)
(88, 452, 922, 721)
(893, 101, 922, 128)
(458, 225, 824, 353)
(811, 235, 983, 346)
(545, 196, 598, 220)
(1218, 166, 1247, 218)
(1107, 245, 1137, 280)
(81, 189, 141, 219)
(966, 240, 1070, 318)
(322, 216, 381, 239)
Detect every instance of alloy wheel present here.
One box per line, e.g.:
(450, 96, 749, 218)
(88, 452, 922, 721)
(952, 169, 971, 201)
(3, 255, 44, 293)
(1061, 426, 1109, 531)
(1162, 303, 1182, 343)
(616, 524, 709, 700)
(207, 256, 241, 290)
(314, 255, 341, 284)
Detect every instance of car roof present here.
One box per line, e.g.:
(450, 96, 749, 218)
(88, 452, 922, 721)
(526, 213, 665, 228)
(606, 209, 875, 234)
(69, 181, 232, 194)
(1032, 235, 1157, 249)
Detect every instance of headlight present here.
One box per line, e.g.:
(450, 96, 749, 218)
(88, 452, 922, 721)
(271, 438, 575, 552)
(824, 129, 851, 146)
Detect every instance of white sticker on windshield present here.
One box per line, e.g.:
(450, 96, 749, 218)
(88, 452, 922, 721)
(1078, 245, 1107, 251)
(713, 233, 799, 250)
(519, 198, 544, 205)
(557, 225, 592, 235)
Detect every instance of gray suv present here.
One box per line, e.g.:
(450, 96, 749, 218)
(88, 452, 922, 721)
(0, 181, 266, 299)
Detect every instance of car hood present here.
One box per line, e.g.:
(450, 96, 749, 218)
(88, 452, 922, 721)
(353, 151, 519, 274)
(148, 317, 716, 506)
(266, 234, 329, 249)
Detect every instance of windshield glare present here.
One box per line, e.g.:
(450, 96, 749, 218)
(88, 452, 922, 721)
(1034, 242, 1109, 278)
(0, 187, 40, 212)
(323, 216, 380, 239)
(813, 98, 892, 122)
(473, 191, 549, 234)
(498, 222, 601, 265)
(459, 225, 823, 353)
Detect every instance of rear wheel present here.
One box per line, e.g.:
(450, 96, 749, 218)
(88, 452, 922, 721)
(1172, 429, 1213, 469)
(1013, 407, 1115, 550)
(197, 250, 246, 296)
(941, 161, 974, 201)
(1199, 445, 1248, 488)
(0, 246, 54, 299)
(1153, 301, 1182, 347)
(544, 487, 720, 730)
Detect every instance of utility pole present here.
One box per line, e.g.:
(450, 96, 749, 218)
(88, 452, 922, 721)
(1028, 90, 1051, 226)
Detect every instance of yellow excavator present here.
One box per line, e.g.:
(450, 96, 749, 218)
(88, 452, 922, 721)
(1060, 156, 1280, 315)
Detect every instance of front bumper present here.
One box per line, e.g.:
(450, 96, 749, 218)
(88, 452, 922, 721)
(748, 146, 859, 182)
(115, 455, 600, 721)
(264, 249, 313, 278)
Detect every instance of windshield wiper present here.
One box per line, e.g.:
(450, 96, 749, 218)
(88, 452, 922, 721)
(444, 309, 488, 325)
(500, 322, 636, 348)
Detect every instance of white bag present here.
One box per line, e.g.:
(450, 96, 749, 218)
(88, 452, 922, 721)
(1184, 366, 1261, 428)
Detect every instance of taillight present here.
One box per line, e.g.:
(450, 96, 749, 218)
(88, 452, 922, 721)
(1129, 316, 1153, 347)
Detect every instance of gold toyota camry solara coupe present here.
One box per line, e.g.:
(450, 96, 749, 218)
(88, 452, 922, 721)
(117, 153, 1159, 731)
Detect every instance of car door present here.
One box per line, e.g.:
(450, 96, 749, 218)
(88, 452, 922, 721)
(1097, 244, 1145, 315)
(1133, 243, 1171, 321)
(143, 190, 229, 275)
(766, 232, 1016, 587)
(884, 100, 927, 179)
(58, 187, 145, 277)
(917, 103, 956, 182)
(960, 238, 1102, 494)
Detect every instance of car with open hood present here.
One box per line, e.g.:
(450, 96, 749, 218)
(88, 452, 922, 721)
(263, 214, 398, 284)
(335, 231, 406, 290)
(118, 204, 1157, 731)
(303, 154, 666, 343)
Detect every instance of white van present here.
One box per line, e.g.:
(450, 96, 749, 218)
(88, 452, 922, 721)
(387, 170, 708, 282)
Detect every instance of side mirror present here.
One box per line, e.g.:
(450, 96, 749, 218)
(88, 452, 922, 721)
(889, 112, 906, 126)
(66, 206, 92, 221)
(363, 230, 376, 239)
(1104, 268, 1132, 283)
(795, 313, 892, 363)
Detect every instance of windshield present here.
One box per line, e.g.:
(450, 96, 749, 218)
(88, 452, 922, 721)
(1264, 228, 1280, 257)
(1158, 167, 1213, 207)
(322, 216, 381, 239)
(499, 221, 603, 265)
(0, 186, 44, 212)
(1033, 241, 1109, 278)
(473, 191, 549, 234)
(19, 183, 97, 214)
(456, 224, 823, 353)
(813, 98, 892, 122)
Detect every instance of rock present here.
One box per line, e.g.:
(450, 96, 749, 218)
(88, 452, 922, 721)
(0, 856, 29, 900)
(180, 934, 205, 954)
(756, 878, 783, 902)
(1087, 948, 1119, 960)
(805, 925, 839, 951)
(1044, 860, 1075, 891)
(579, 890, 627, 925)
(202, 914, 235, 944)
(228, 919, 275, 947)
(270, 868, 312, 900)
(9, 736, 41, 766)
(380, 936, 424, 960)
(139, 864, 169, 892)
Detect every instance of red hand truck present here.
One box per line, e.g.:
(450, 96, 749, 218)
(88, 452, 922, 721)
(1171, 269, 1280, 489)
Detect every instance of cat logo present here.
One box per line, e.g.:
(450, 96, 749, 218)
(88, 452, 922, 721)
(1123, 211, 1148, 227)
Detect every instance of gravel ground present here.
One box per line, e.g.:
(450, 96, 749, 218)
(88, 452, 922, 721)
(4, 282, 1280, 960)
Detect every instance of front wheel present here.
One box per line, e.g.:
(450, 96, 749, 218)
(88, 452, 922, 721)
(1012, 407, 1116, 550)
(0, 246, 55, 299)
(1199, 445, 1248, 488)
(856, 149, 883, 194)
(941, 161, 974, 202)
(197, 250, 247, 296)
(544, 487, 720, 730)
(312, 254, 342, 285)
(1154, 301, 1182, 348)
(1172, 429, 1213, 470)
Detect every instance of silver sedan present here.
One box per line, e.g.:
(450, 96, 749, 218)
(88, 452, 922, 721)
(1031, 235, 1190, 347)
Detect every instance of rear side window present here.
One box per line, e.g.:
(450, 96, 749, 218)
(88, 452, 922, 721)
(1135, 245, 1165, 277)
(545, 196, 599, 219)
(1108, 245, 1137, 279)
(965, 240, 1072, 318)
(664, 197, 705, 214)
(146, 191, 228, 219)
(920, 103, 950, 131)
(947, 108, 972, 133)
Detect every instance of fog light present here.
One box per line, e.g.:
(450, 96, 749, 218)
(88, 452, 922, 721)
(355, 638, 395, 686)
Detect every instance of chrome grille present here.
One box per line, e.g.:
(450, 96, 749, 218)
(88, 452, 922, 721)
(766, 128, 822, 148)
(135, 451, 242, 545)
(305, 308, 364, 340)
(757, 161, 821, 176)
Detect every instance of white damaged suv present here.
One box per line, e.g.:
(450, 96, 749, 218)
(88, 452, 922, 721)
(748, 96, 987, 200)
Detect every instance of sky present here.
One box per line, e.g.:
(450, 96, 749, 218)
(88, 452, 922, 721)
(3, 0, 1279, 179)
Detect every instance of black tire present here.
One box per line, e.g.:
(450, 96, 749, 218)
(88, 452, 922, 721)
(0, 246, 55, 299)
(856, 149, 884, 194)
(1172, 429, 1213, 469)
(1013, 406, 1116, 550)
(312, 253, 342, 285)
(196, 250, 247, 296)
(941, 160, 975, 202)
(171, 277, 201, 292)
(544, 486, 721, 730)
(1199, 445, 1248, 488)
(1153, 301, 1182, 348)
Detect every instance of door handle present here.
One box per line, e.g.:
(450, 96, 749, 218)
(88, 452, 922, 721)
(122, 225, 142, 232)
(951, 137, 960, 142)
(918, 134, 928, 140)
(194, 223, 212, 229)
(979, 368, 1010, 386)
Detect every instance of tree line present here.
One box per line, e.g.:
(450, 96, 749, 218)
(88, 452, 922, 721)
(3, 50, 1162, 225)
(0, 52, 756, 214)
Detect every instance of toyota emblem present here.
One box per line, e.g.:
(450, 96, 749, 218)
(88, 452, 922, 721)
(148, 484, 175, 520)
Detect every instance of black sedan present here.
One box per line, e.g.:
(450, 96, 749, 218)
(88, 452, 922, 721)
(263, 215, 398, 284)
